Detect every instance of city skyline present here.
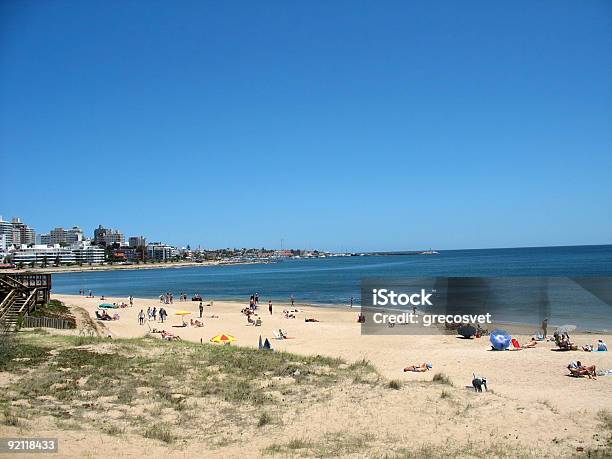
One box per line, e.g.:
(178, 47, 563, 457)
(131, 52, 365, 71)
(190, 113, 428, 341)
(1, 213, 610, 253)
(1, 1, 611, 251)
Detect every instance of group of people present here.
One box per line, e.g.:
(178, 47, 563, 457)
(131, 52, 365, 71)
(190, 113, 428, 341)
(79, 289, 94, 298)
(138, 306, 168, 325)
(582, 339, 608, 352)
(541, 319, 607, 379)
(159, 292, 174, 304)
(249, 293, 260, 310)
(554, 331, 578, 351)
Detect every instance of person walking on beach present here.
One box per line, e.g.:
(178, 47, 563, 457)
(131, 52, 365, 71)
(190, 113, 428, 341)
(350, 297, 354, 308)
(199, 301, 204, 318)
(291, 295, 295, 307)
(268, 300, 273, 315)
(542, 318, 548, 338)
(152, 307, 157, 321)
(138, 309, 145, 325)
(129, 295, 133, 307)
(147, 307, 151, 320)
(159, 307, 166, 323)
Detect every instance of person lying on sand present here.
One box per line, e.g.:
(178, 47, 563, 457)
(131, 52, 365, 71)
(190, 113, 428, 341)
(189, 319, 203, 327)
(305, 318, 319, 322)
(568, 361, 597, 379)
(522, 338, 537, 348)
(161, 330, 181, 341)
(403, 363, 432, 372)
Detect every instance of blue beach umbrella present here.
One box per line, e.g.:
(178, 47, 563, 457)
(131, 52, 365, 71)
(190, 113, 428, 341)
(490, 329, 512, 350)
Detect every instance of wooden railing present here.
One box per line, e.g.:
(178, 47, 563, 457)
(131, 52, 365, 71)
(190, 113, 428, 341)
(16, 289, 38, 317)
(23, 316, 75, 330)
(0, 290, 16, 319)
(11, 274, 51, 289)
(0, 274, 51, 306)
(0, 275, 27, 291)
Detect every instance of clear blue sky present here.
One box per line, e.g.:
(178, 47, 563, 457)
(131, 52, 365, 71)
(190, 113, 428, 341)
(1, 1, 611, 252)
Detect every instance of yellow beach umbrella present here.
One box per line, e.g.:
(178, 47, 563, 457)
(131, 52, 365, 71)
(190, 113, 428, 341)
(175, 311, 192, 316)
(210, 334, 237, 344)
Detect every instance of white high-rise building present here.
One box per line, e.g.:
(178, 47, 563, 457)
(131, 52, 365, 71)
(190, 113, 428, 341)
(71, 241, 105, 264)
(0, 216, 14, 247)
(12, 245, 76, 266)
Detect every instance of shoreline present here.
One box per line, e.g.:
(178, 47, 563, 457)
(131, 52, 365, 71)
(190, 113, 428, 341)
(50, 292, 612, 334)
(1, 259, 264, 275)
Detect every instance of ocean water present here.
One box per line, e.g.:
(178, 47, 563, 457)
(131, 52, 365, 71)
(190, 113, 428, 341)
(52, 245, 612, 329)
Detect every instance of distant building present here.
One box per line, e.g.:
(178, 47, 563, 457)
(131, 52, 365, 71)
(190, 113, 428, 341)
(129, 236, 146, 248)
(12, 245, 76, 266)
(146, 243, 173, 261)
(71, 241, 105, 264)
(41, 226, 84, 246)
(0, 234, 6, 252)
(6, 217, 36, 246)
(93, 225, 124, 246)
(0, 216, 13, 247)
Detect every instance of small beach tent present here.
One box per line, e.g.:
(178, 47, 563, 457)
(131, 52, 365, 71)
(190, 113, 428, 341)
(99, 303, 117, 309)
(458, 324, 477, 339)
(210, 334, 237, 344)
(258, 335, 263, 350)
(490, 329, 512, 350)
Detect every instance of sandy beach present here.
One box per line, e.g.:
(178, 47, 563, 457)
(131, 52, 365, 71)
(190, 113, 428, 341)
(53, 294, 612, 413)
(1, 293, 610, 458)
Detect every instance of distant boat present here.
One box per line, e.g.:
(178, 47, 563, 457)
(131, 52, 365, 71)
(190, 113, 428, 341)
(420, 249, 439, 255)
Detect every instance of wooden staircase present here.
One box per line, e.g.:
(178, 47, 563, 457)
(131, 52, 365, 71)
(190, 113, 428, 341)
(0, 274, 51, 331)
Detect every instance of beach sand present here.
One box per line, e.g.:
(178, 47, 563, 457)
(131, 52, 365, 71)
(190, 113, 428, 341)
(52, 294, 612, 413)
(2, 293, 611, 457)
